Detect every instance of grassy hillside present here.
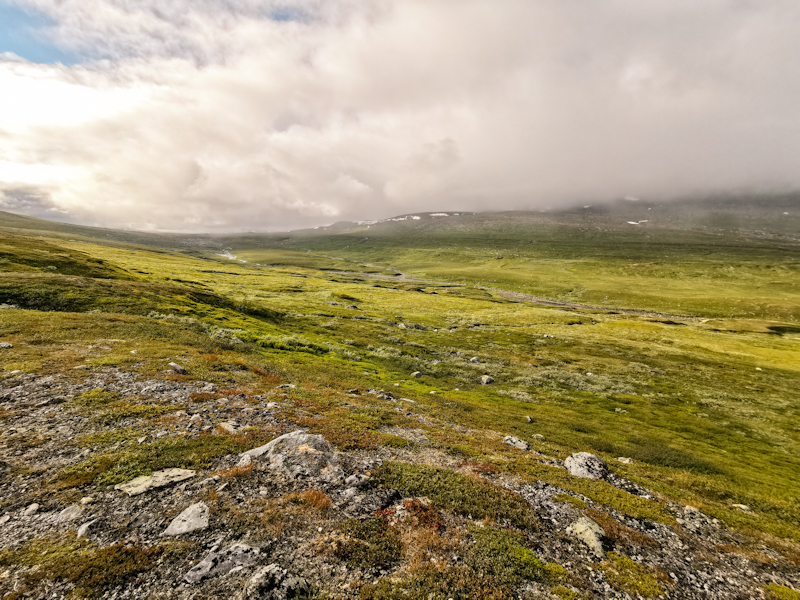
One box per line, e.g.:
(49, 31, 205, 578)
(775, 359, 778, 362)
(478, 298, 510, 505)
(1, 197, 799, 598)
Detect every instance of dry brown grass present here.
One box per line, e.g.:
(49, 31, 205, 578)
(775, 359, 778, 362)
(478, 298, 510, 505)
(211, 463, 255, 479)
(298, 488, 333, 510)
(458, 459, 501, 474)
(188, 392, 220, 402)
(716, 543, 774, 564)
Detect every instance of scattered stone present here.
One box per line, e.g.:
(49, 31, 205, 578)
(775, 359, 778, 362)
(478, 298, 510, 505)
(732, 504, 753, 513)
(265, 402, 280, 409)
(114, 468, 196, 496)
(479, 375, 495, 385)
(185, 542, 260, 584)
(241, 563, 312, 600)
(22, 503, 40, 517)
(163, 502, 209, 536)
(76, 519, 98, 538)
(525, 415, 533, 423)
(469, 357, 480, 363)
(617, 457, 632, 464)
(277, 384, 298, 389)
(218, 421, 239, 434)
(169, 362, 188, 374)
(398, 323, 407, 329)
(0, 514, 10, 526)
(531, 434, 544, 440)
(238, 430, 342, 482)
(0, 342, 12, 349)
(614, 407, 628, 414)
(346, 388, 360, 395)
(503, 436, 530, 451)
(57, 504, 84, 523)
(566, 517, 606, 559)
(411, 371, 422, 378)
(564, 453, 609, 480)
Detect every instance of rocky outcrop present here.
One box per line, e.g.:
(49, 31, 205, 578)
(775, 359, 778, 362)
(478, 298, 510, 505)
(238, 430, 343, 482)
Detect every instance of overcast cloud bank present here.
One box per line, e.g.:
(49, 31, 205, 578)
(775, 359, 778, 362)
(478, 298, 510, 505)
(1, 0, 799, 231)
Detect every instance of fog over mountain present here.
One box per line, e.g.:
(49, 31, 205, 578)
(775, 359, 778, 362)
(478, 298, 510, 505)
(1, 0, 799, 232)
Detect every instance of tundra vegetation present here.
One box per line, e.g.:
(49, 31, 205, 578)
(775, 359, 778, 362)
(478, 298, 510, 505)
(0, 195, 798, 599)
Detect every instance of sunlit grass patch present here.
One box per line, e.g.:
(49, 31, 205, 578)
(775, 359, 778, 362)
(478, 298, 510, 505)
(375, 462, 538, 530)
(53, 430, 275, 489)
(0, 532, 165, 600)
(599, 551, 667, 597)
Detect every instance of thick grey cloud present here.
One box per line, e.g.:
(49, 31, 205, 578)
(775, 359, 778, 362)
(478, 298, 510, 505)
(1, 0, 799, 231)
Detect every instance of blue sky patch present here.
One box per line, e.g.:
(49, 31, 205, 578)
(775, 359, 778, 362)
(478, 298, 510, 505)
(0, 1, 77, 64)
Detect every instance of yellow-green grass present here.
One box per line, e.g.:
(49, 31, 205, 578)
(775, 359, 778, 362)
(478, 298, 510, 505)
(1, 228, 799, 554)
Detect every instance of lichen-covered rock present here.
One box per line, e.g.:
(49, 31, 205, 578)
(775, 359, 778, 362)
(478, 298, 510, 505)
(114, 468, 196, 496)
(480, 375, 495, 385)
(57, 504, 84, 523)
(185, 542, 260, 584)
(566, 516, 606, 559)
(564, 452, 609, 480)
(238, 430, 343, 482)
(241, 563, 311, 600)
(162, 502, 209, 536)
(502, 435, 530, 451)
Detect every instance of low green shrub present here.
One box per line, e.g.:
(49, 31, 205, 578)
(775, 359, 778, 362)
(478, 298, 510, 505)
(374, 462, 538, 530)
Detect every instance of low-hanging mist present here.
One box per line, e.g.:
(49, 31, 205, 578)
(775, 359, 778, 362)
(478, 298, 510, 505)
(1, 0, 799, 231)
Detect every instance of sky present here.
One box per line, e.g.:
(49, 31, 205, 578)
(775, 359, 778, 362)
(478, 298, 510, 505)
(0, 0, 799, 232)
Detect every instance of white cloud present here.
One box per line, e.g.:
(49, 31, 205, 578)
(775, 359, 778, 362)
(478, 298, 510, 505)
(1, 0, 799, 231)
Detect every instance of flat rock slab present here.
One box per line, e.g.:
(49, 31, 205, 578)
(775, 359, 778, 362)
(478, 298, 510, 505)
(162, 502, 209, 536)
(502, 435, 530, 451)
(114, 468, 196, 496)
(185, 542, 260, 584)
(564, 452, 609, 480)
(238, 430, 343, 482)
(57, 504, 84, 523)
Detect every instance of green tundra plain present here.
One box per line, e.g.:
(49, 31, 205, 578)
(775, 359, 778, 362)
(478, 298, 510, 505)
(0, 195, 798, 598)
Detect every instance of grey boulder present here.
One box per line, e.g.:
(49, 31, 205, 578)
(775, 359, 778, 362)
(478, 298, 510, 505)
(566, 517, 607, 559)
(564, 452, 609, 480)
(479, 375, 495, 385)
